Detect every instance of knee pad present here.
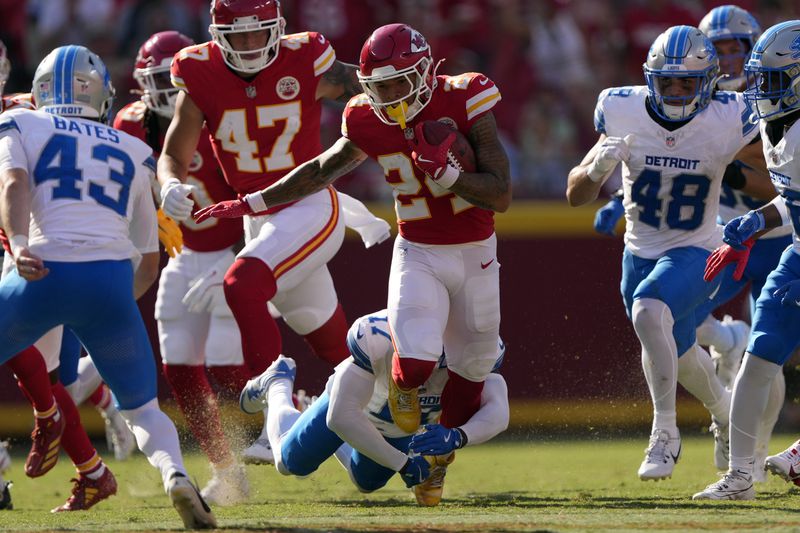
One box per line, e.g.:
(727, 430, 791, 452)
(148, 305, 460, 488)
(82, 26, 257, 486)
(158, 322, 203, 366)
(631, 298, 672, 336)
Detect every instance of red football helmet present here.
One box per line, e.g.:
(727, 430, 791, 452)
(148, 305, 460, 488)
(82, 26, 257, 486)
(209, 0, 285, 74)
(0, 40, 10, 97)
(134, 31, 194, 117)
(358, 24, 437, 126)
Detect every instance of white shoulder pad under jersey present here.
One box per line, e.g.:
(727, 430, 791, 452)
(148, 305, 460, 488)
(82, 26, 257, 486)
(0, 109, 157, 262)
(594, 86, 758, 259)
(761, 119, 800, 253)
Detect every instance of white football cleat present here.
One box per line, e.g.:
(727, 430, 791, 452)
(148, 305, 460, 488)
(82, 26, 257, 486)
(709, 418, 729, 470)
(239, 355, 297, 415)
(765, 439, 800, 486)
(709, 315, 749, 389)
(201, 462, 249, 506)
(692, 470, 755, 500)
(100, 406, 136, 461)
(638, 429, 681, 480)
(242, 436, 274, 465)
(166, 473, 217, 529)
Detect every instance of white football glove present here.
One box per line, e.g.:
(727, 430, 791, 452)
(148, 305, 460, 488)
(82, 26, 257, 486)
(160, 178, 196, 222)
(587, 134, 634, 182)
(182, 251, 235, 314)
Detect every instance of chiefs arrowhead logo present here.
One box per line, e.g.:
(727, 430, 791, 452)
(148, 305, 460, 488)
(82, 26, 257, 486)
(409, 30, 428, 53)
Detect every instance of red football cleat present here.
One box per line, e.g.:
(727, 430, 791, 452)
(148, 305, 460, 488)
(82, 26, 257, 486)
(25, 408, 65, 478)
(51, 468, 117, 512)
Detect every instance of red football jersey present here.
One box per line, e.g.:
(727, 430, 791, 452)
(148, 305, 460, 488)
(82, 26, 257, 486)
(171, 33, 336, 210)
(114, 100, 243, 252)
(1, 93, 34, 113)
(343, 73, 501, 245)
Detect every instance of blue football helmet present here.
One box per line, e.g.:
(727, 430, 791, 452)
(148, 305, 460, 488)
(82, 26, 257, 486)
(644, 26, 720, 121)
(699, 5, 761, 90)
(32, 45, 115, 123)
(744, 20, 800, 122)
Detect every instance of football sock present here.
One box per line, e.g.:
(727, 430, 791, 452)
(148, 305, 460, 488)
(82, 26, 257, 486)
(224, 257, 280, 375)
(391, 354, 436, 390)
(696, 314, 735, 352)
(677, 344, 730, 425)
(756, 371, 785, 456)
(7, 346, 56, 414)
(163, 364, 233, 465)
(303, 303, 349, 365)
(65, 357, 103, 406)
(729, 353, 781, 474)
(440, 369, 484, 428)
(52, 382, 96, 466)
(632, 298, 678, 434)
(75, 453, 106, 480)
(266, 378, 300, 475)
(120, 398, 188, 488)
(207, 365, 249, 400)
(88, 384, 113, 413)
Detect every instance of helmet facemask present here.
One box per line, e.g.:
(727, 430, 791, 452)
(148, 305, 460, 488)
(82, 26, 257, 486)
(744, 62, 800, 120)
(358, 56, 435, 127)
(645, 68, 718, 121)
(209, 15, 285, 74)
(134, 63, 177, 118)
(714, 38, 751, 91)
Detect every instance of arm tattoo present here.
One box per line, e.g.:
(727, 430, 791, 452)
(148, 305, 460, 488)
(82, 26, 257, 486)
(261, 138, 367, 207)
(322, 61, 363, 102)
(448, 113, 511, 211)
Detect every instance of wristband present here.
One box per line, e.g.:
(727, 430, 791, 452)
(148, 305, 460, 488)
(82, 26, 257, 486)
(436, 165, 460, 189)
(9, 234, 28, 258)
(587, 161, 607, 183)
(244, 192, 268, 213)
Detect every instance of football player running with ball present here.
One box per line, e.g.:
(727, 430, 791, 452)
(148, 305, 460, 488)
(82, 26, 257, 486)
(567, 25, 767, 481)
(194, 23, 511, 482)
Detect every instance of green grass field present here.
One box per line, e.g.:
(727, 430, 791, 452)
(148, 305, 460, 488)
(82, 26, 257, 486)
(3, 435, 800, 532)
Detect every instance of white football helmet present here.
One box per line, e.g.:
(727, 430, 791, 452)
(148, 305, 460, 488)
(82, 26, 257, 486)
(699, 5, 761, 90)
(644, 26, 720, 121)
(744, 20, 800, 121)
(32, 45, 115, 123)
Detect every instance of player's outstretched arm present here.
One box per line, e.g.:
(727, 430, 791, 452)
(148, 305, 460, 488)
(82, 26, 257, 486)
(194, 137, 368, 222)
(447, 112, 511, 213)
(157, 91, 202, 220)
(409, 373, 509, 456)
(326, 359, 410, 473)
(316, 60, 362, 103)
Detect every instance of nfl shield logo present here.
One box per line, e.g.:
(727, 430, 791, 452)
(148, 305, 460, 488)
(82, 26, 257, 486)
(666, 135, 676, 148)
(245, 86, 257, 99)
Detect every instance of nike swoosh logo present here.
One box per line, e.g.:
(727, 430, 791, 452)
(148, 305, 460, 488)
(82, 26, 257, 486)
(794, 300, 800, 307)
(417, 156, 435, 164)
(443, 433, 451, 443)
(481, 259, 494, 269)
(708, 283, 721, 301)
(479, 78, 489, 85)
(318, 34, 326, 44)
(356, 330, 364, 339)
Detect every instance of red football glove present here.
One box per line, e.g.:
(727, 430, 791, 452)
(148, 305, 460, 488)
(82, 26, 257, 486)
(194, 199, 254, 223)
(408, 122, 456, 180)
(703, 237, 755, 282)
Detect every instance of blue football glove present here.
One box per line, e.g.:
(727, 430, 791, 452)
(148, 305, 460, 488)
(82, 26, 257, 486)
(593, 196, 624, 236)
(723, 210, 765, 250)
(399, 455, 430, 488)
(773, 280, 800, 308)
(409, 424, 466, 456)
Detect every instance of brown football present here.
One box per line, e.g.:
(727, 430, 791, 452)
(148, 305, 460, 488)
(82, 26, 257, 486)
(419, 120, 476, 173)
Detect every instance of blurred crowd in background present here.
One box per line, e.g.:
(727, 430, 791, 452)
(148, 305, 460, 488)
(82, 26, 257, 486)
(0, 0, 797, 200)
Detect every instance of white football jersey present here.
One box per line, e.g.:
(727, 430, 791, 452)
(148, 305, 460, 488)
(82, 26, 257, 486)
(334, 310, 504, 439)
(0, 109, 157, 262)
(761, 119, 800, 253)
(595, 86, 759, 259)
